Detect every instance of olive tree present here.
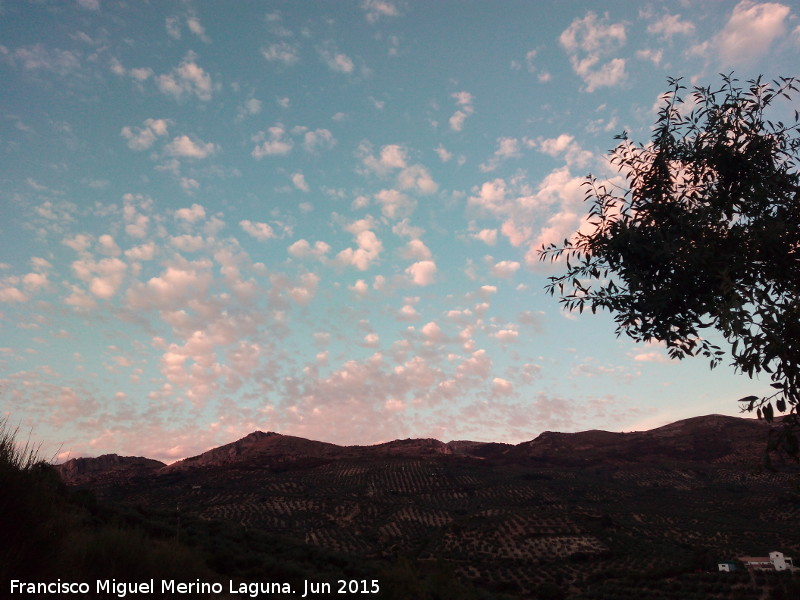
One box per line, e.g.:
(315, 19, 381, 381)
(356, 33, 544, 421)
(539, 74, 800, 458)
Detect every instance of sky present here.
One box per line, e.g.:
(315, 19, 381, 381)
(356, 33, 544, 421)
(1, 1, 798, 464)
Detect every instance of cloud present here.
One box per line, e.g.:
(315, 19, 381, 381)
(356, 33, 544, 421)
(456, 348, 492, 379)
(71, 256, 127, 299)
(449, 91, 474, 131)
(0, 286, 28, 303)
(123, 194, 152, 239)
(375, 189, 415, 219)
(362, 0, 399, 23)
(421, 321, 446, 343)
(237, 98, 262, 120)
(472, 228, 498, 246)
(239, 220, 275, 241)
(174, 203, 206, 223)
(400, 239, 432, 261)
(435, 145, 452, 162)
(468, 167, 591, 269)
(559, 12, 627, 92)
(349, 279, 369, 298)
(261, 42, 300, 65)
(303, 128, 336, 152)
(120, 118, 169, 151)
(291, 172, 309, 192)
(170, 235, 205, 253)
(335, 230, 383, 271)
(187, 16, 210, 43)
(157, 53, 214, 101)
(252, 125, 294, 157)
(125, 242, 156, 261)
(22, 272, 48, 292)
(397, 164, 438, 194)
(165, 16, 182, 39)
(406, 260, 437, 286)
(490, 260, 520, 278)
(646, 14, 695, 39)
(360, 142, 406, 175)
(164, 135, 218, 159)
(320, 48, 355, 73)
(5, 44, 81, 75)
(636, 48, 663, 66)
(535, 134, 593, 168)
(287, 272, 319, 306)
(288, 239, 331, 260)
(359, 143, 438, 195)
(480, 137, 521, 172)
(713, 1, 790, 64)
(126, 261, 213, 311)
(492, 377, 514, 396)
(62, 233, 93, 253)
(98, 234, 121, 256)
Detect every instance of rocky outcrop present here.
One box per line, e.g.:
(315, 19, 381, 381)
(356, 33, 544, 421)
(365, 438, 452, 456)
(56, 454, 164, 486)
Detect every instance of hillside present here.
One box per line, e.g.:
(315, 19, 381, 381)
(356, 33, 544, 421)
(56, 415, 800, 599)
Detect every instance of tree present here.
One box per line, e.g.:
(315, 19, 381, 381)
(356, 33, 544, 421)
(539, 74, 800, 458)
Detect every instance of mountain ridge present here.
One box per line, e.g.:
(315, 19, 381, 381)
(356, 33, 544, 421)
(56, 413, 772, 486)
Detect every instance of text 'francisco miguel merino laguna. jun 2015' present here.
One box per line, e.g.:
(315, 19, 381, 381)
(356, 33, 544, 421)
(10, 577, 382, 598)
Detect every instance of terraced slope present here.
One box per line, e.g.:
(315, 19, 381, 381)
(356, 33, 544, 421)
(59, 415, 800, 599)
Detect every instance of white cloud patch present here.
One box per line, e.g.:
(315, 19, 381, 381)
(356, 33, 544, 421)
(480, 137, 521, 172)
(713, 1, 790, 64)
(559, 12, 627, 92)
(71, 257, 127, 300)
(490, 260, 520, 279)
(405, 260, 437, 286)
(291, 172, 310, 192)
(472, 228, 498, 246)
(157, 53, 215, 101)
(359, 143, 438, 196)
(335, 229, 383, 271)
(120, 118, 169, 151)
(303, 129, 336, 152)
(400, 239, 432, 261)
(449, 91, 475, 131)
(288, 239, 331, 260)
(320, 47, 355, 73)
(362, 0, 399, 23)
(492, 377, 514, 396)
(252, 125, 294, 157)
(5, 44, 81, 75)
(187, 16, 211, 43)
(434, 145, 452, 162)
(164, 135, 218, 159)
(174, 203, 206, 223)
(535, 134, 593, 169)
(375, 189, 415, 219)
(262, 41, 300, 65)
(237, 98, 263, 120)
(240, 220, 276, 241)
(646, 14, 695, 39)
(468, 167, 594, 269)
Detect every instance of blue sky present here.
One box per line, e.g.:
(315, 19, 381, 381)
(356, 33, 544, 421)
(1, 1, 798, 463)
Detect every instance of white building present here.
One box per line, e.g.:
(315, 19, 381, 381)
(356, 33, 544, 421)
(738, 551, 795, 571)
